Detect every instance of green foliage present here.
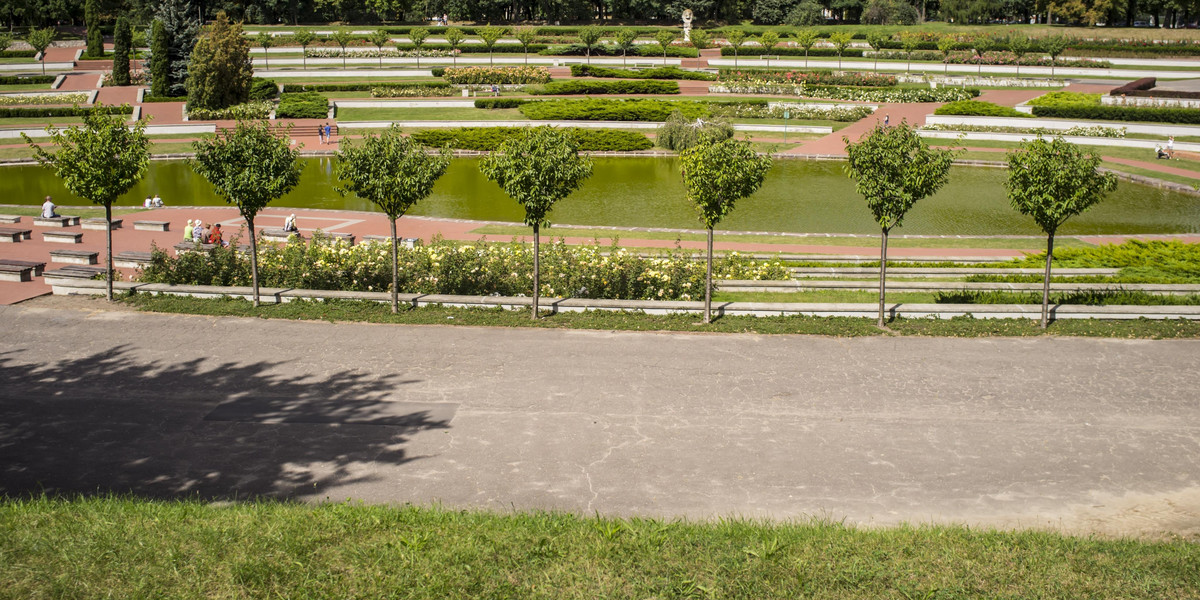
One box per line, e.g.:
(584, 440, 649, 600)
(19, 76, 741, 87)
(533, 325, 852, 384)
(519, 98, 708, 122)
(149, 20, 169, 97)
(112, 17, 132, 87)
(1031, 104, 1200, 124)
(25, 27, 56, 75)
(411, 127, 652, 152)
(577, 25, 604, 60)
(186, 101, 272, 120)
(1042, 35, 1069, 60)
(275, 92, 327, 119)
(0, 32, 11, 53)
(542, 43, 697, 58)
(656, 110, 734, 151)
(689, 29, 710, 50)
(570, 64, 715, 81)
(477, 24, 506, 65)
(370, 82, 456, 97)
(680, 138, 772, 231)
(530, 80, 680, 95)
(85, 0, 103, 57)
(150, 0, 200, 97)
(474, 98, 525, 109)
(336, 125, 450, 221)
(0, 105, 132, 118)
(1005, 137, 1117, 237)
(442, 66, 551, 85)
(248, 78, 279, 100)
(654, 30, 676, 58)
(431, 67, 446, 77)
(444, 27, 465, 66)
(934, 100, 1029, 118)
(614, 28, 638, 62)
(291, 29, 315, 49)
(480, 127, 593, 230)
(758, 31, 780, 53)
(186, 12, 253, 111)
(1008, 240, 1200, 282)
(725, 29, 747, 61)
(791, 28, 819, 53)
(190, 120, 303, 222)
(0, 75, 55, 85)
(1026, 91, 1100, 108)
(844, 123, 957, 232)
(828, 31, 854, 55)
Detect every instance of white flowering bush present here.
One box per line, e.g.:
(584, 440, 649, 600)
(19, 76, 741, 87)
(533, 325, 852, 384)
(0, 93, 88, 106)
(304, 48, 457, 58)
(140, 235, 788, 300)
(710, 103, 874, 121)
(443, 66, 552, 85)
(710, 81, 977, 102)
(921, 124, 1127, 138)
(186, 101, 273, 120)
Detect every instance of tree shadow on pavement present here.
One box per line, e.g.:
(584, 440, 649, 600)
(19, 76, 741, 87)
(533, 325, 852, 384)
(0, 346, 451, 501)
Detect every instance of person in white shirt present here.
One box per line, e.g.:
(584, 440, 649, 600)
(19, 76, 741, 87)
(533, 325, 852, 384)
(151, 194, 163, 207)
(41, 196, 58, 218)
(144, 196, 153, 208)
(283, 214, 299, 233)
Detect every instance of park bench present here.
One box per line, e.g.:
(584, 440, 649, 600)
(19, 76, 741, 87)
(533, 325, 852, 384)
(43, 231, 83, 244)
(0, 215, 20, 224)
(361, 235, 420, 249)
(0, 226, 32, 242)
(43, 265, 108, 279)
(133, 220, 170, 231)
(49, 249, 98, 264)
(0, 263, 34, 282)
(321, 231, 355, 245)
(82, 217, 122, 230)
(114, 251, 153, 269)
(261, 229, 303, 243)
(0, 259, 46, 276)
(174, 241, 217, 253)
(33, 215, 81, 227)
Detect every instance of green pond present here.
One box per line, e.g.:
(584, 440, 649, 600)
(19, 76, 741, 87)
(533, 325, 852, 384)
(5, 157, 1198, 235)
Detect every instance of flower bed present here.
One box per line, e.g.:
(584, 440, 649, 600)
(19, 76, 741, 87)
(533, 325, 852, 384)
(442, 66, 552, 85)
(529, 80, 680, 95)
(371, 83, 458, 98)
(921, 123, 1126, 138)
(304, 48, 458, 58)
(709, 102, 873, 122)
(718, 69, 896, 87)
(139, 237, 788, 300)
(0, 104, 132, 118)
(412, 127, 652, 151)
(934, 100, 1029, 118)
(186, 101, 272, 121)
(0, 93, 88, 106)
(710, 81, 977, 103)
(101, 69, 149, 86)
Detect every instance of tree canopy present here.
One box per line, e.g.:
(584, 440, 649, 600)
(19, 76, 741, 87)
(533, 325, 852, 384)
(186, 11, 253, 111)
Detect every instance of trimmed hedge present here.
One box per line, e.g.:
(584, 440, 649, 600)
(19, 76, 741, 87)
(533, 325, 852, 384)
(249, 78, 279, 101)
(275, 92, 328, 119)
(432, 67, 445, 77)
(474, 98, 526, 109)
(0, 104, 133, 118)
(934, 100, 1029, 118)
(282, 83, 372, 92)
(0, 75, 55, 85)
(411, 127, 652, 151)
(718, 68, 896, 87)
(1031, 104, 1200, 125)
(0, 50, 38, 58)
(569, 64, 716, 81)
(1026, 91, 1100, 108)
(540, 44, 699, 58)
(519, 98, 707, 121)
(721, 47, 866, 58)
(141, 95, 186, 103)
(530, 80, 680, 95)
(391, 43, 549, 54)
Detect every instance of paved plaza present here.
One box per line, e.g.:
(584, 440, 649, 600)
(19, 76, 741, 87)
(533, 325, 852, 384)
(2, 297, 1198, 539)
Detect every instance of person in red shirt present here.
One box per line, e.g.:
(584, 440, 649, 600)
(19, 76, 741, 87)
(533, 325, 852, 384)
(208, 223, 226, 247)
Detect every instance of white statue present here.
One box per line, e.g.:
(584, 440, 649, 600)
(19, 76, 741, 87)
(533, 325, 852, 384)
(682, 9, 693, 42)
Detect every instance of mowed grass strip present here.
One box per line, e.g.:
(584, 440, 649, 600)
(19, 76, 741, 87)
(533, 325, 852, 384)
(2, 497, 1197, 599)
(120, 294, 1200, 338)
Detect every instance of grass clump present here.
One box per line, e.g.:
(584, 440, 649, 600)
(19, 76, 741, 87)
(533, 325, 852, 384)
(1004, 240, 1200, 283)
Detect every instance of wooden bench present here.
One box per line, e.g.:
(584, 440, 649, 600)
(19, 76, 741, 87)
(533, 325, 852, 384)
(114, 251, 154, 269)
(0, 226, 32, 242)
(33, 215, 81, 227)
(49, 249, 98, 264)
(43, 231, 83, 244)
(82, 217, 123, 230)
(133, 220, 170, 231)
(44, 265, 107, 279)
(0, 215, 20, 224)
(0, 259, 46, 277)
(0, 263, 33, 282)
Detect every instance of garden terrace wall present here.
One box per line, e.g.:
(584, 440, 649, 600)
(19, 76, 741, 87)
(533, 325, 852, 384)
(923, 114, 1200, 137)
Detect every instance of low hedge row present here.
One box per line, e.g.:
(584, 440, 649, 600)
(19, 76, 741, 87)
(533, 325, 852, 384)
(0, 104, 132, 118)
(1026, 92, 1100, 108)
(282, 83, 371, 92)
(443, 66, 552, 85)
(519, 98, 708, 121)
(934, 100, 1029, 118)
(722, 47, 866, 58)
(411, 127, 652, 151)
(141, 95, 186, 103)
(530, 80, 680, 95)
(275, 92, 328, 119)
(1031, 104, 1200, 124)
(540, 44, 698, 58)
(0, 50, 38, 58)
(569, 64, 715, 81)
(474, 98, 526, 109)
(0, 75, 55, 84)
(249, 78, 279, 101)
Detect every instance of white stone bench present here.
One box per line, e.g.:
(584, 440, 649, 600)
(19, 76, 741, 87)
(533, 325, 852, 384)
(133, 220, 170, 231)
(0, 263, 33, 282)
(261, 229, 303, 243)
(50, 249, 98, 264)
(33, 215, 81, 227)
(0, 226, 31, 242)
(43, 231, 83, 244)
(114, 251, 153, 269)
(44, 265, 107, 280)
(0, 259, 45, 276)
(361, 235, 420, 249)
(0, 215, 20, 224)
(82, 217, 123, 230)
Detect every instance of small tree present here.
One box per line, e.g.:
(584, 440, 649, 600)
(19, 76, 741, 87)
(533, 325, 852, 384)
(336, 125, 451, 313)
(190, 120, 303, 307)
(578, 25, 604, 65)
(331, 28, 353, 68)
(479, 127, 593, 319)
(866, 31, 888, 71)
(844, 123, 957, 327)
(112, 17, 132, 86)
(680, 138, 772, 323)
(758, 31, 779, 67)
(513, 25, 537, 64)
(689, 29, 710, 51)
(0, 33, 12, 53)
(445, 27, 465, 66)
(654, 30, 676, 63)
(900, 31, 921, 73)
(366, 29, 389, 67)
(478, 25, 506, 66)
(255, 31, 274, 69)
(186, 12, 252, 111)
(936, 34, 956, 74)
(614, 28, 638, 66)
(1042, 35, 1068, 76)
(149, 20, 168, 95)
(85, 0, 103, 57)
(26, 27, 56, 75)
(292, 29, 316, 70)
(407, 27, 429, 67)
(792, 28, 818, 68)
(829, 31, 853, 70)
(1005, 137, 1116, 328)
(1008, 33, 1029, 76)
(23, 110, 149, 302)
(972, 34, 995, 75)
(726, 29, 746, 67)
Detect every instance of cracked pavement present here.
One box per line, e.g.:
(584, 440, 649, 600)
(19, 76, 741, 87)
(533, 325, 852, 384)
(2, 297, 1199, 539)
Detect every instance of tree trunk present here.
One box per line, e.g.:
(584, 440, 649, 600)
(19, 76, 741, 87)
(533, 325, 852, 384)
(390, 217, 399, 314)
(248, 214, 260, 307)
(104, 203, 114, 301)
(704, 226, 713, 324)
(1041, 231, 1055, 329)
(532, 222, 540, 319)
(877, 227, 889, 328)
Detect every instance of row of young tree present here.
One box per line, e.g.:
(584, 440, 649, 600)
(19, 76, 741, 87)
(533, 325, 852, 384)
(23, 115, 1114, 328)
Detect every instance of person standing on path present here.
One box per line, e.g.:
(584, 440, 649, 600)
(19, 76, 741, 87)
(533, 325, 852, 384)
(884, 114, 890, 126)
(318, 126, 325, 145)
(324, 123, 332, 145)
(1168, 136, 1175, 159)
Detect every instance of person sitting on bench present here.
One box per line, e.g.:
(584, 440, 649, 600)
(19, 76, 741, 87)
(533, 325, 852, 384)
(283, 214, 299, 234)
(41, 196, 59, 218)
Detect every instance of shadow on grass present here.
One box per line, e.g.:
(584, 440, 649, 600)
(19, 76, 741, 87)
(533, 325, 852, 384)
(0, 346, 451, 501)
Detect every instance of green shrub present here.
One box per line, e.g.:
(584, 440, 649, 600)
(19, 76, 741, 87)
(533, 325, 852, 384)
(281, 83, 373, 92)
(443, 66, 551, 85)
(474, 98, 526, 109)
(248, 78, 279, 100)
(275, 91, 328, 119)
(431, 67, 446, 77)
(720, 46, 866, 58)
(0, 75, 55, 85)
(141, 95, 184, 103)
(1026, 91, 1101, 108)
(569, 64, 716, 81)
(541, 44, 699, 58)
(411, 127, 652, 151)
(1006, 240, 1200, 282)
(934, 100, 1029, 118)
(656, 111, 734, 151)
(0, 104, 133, 118)
(718, 68, 896, 87)
(1030, 104, 1200, 124)
(519, 98, 708, 121)
(186, 101, 272, 120)
(530, 80, 680, 95)
(0, 50, 38, 58)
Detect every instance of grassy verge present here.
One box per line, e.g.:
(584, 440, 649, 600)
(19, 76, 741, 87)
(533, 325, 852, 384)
(120, 293, 1200, 338)
(0, 83, 54, 92)
(3, 496, 1198, 599)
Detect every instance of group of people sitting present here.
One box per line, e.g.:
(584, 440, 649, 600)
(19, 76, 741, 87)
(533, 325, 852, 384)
(143, 195, 164, 208)
(183, 219, 228, 247)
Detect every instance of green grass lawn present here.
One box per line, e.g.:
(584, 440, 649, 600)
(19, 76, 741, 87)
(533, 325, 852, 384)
(0, 83, 55, 92)
(0, 205, 148, 217)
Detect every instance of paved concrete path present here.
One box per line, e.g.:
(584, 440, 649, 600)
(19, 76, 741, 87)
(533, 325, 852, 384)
(2, 298, 1198, 539)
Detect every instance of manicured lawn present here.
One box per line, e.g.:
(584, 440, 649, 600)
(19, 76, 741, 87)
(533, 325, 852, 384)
(0, 83, 54, 92)
(0, 117, 89, 126)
